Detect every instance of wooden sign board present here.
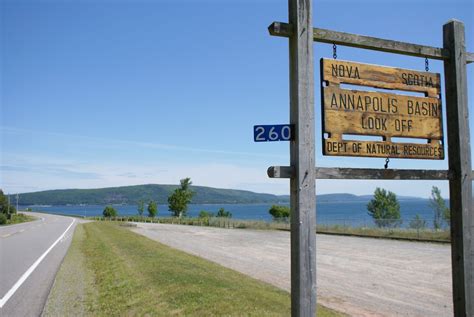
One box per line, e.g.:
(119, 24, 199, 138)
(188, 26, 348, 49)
(321, 58, 444, 159)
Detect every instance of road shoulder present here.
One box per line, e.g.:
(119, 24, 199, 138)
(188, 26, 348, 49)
(42, 224, 98, 316)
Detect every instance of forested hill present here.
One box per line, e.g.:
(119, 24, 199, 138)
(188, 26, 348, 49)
(18, 184, 290, 205)
(17, 184, 426, 206)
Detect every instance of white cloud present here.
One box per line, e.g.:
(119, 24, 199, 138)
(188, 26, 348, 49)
(0, 154, 290, 194)
(1, 126, 286, 160)
(0, 128, 451, 198)
(0, 154, 449, 199)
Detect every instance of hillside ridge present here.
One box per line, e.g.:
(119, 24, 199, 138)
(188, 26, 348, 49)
(16, 184, 425, 205)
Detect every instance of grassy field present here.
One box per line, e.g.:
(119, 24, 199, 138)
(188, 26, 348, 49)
(44, 222, 342, 316)
(317, 225, 450, 242)
(89, 216, 450, 243)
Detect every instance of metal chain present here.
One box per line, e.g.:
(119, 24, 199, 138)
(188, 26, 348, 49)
(384, 158, 390, 169)
(425, 58, 429, 71)
(333, 44, 337, 59)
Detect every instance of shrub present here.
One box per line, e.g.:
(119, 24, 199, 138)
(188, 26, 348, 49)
(0, 213, 7, 225)
(198, 211, 214, 218)
(216, 208, 232, 218)
(409, 214, 427, 230)
(103, 206, 118, 218)
(269, 205, 290, 222)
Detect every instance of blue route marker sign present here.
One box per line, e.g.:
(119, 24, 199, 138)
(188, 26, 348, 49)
(253, 124, 294, 142)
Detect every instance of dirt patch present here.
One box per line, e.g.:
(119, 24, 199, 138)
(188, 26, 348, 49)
(132, 223, 452, 317)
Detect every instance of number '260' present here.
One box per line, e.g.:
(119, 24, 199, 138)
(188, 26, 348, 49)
(253, 125, 293, 142)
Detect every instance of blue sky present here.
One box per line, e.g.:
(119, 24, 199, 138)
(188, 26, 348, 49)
(1, 0, 473, 198)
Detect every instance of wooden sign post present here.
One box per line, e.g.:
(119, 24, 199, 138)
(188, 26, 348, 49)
(443, 20, 473, 316)
(288, 0, 317, 316)
(268, 7, 473, 316)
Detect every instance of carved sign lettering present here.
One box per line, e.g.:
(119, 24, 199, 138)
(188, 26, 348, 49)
(321, 58, 444, 160)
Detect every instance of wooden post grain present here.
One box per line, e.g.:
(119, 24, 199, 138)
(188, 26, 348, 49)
(443, 20, 473, 317)
(288, 0, 317, 316)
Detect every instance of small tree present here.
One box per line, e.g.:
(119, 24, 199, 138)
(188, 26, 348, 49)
(409, 214, 427, 230)
(147, 200, 158, 218)
(168, 178, 194, 218)
(137, 200, 145, 216)
(269, 205, 290, 222)
(430, 186, 449, 229)
(216, 208, 232, 218)
(103, 206, 117, 218)
(0, 190, 8, 215)
(0, 190, 16, 219)
(367, 188, 402, 228)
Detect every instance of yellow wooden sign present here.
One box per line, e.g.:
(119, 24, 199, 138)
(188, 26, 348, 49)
(321, 58, 444, 160)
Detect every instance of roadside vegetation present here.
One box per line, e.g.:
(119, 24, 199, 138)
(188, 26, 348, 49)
(269, 205, 290, 223)
(102, 205, 117, 218)
(87, 215, 450, 243)
(85, 185, 451, 243)
(0, 189, 35, 225)
(316, 224, 450, 242)
(44, 222, 342, 316)
(47, 183, 454, 243)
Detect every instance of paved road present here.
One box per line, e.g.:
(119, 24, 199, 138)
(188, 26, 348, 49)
(0, 212, 78, 317)
(132, 223, 452, 317)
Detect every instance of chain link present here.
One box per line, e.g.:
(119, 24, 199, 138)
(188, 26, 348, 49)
(425, 58, 429, 72)
(333, 44, 337, 59)
(384, 158, 390, 169)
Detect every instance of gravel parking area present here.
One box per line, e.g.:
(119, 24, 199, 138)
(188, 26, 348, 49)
(132, 223, 452, 317)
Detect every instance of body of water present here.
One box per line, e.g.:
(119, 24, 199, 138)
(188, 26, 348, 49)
(23, 199, 440, 228)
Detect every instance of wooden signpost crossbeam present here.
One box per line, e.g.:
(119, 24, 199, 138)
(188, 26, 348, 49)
(268, 3, 473, 314)
(268, 166, 451, 180)
(269, 21, 474, 64)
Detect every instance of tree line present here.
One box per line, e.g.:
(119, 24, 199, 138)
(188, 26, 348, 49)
(268, 186, 450, 230)
(366, 186, 449, 229)
(102, 180, 449, 229)
(102, 178, 232, 219)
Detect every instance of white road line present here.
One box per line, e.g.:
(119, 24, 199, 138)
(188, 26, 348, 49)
(0, 218, 76, 308)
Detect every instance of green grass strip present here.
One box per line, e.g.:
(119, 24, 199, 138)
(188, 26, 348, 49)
(45, 222, 342, 316)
